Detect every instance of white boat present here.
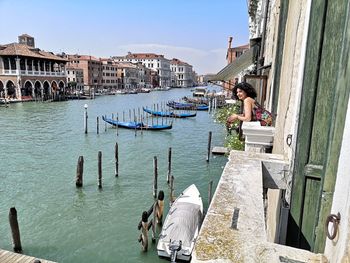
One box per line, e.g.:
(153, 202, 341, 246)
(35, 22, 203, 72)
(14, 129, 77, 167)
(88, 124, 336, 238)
(192, 87, 207, 97)
(157, 184, 203, 262)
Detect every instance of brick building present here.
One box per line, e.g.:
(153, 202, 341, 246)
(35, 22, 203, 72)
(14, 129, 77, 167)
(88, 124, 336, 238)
(66, 55, 102, 95)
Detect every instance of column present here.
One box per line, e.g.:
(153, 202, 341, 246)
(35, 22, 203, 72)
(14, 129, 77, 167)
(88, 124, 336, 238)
(15, 58, 21, 99)
(8, 58, 12, 71)
(0, 58, 4, 74)
(25, 58, 28, 74)
(15, 58, 20, 73)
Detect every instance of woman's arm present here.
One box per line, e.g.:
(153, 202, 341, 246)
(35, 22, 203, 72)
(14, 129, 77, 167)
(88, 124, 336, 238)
(237, 98, 254, 122)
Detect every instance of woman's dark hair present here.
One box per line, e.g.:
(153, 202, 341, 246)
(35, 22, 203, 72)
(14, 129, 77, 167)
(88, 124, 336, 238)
(232, 82, 257, 100)
(142, 211, 148, 222)
(158, 190, 164, 201)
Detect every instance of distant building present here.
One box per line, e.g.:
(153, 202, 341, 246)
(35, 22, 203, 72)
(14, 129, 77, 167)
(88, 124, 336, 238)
(101, 58, 119, 90)
(224, 37, 249, 90)
(0, 34, 67, 101)
(116, 62, 139, 90)
(198, 74, 216, 85)
(66, 67, 84, 94)
(66, 55, 102, 94)
(112, 52, 171, 88)
(170, 58, 195, 87)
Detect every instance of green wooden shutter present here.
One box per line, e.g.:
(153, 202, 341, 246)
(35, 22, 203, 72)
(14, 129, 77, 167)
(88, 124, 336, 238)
(288, 0, 348, 252)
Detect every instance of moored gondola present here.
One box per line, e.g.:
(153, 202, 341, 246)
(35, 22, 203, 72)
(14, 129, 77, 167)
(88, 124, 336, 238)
(102, 116, 172, 130)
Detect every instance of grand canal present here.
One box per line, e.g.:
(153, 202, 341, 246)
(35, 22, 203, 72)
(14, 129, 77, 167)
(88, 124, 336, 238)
(0, 87, 227, 263)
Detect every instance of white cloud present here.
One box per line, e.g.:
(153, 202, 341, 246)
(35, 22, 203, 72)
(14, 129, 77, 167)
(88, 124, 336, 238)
(114, 43, 227, 75)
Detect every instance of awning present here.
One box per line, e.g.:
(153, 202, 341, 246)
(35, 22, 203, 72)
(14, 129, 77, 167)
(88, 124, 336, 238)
(210, 45, 258, 81)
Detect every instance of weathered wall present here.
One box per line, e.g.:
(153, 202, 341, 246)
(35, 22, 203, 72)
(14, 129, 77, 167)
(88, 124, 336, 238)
(266, 0, 311, 242)
(263, 0, 279, 110)
(272, 0, 309, 158)
(324, 98, 350, 262)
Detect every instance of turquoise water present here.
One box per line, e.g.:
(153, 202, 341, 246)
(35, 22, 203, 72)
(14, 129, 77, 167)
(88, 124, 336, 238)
(0, 88, 227, 263)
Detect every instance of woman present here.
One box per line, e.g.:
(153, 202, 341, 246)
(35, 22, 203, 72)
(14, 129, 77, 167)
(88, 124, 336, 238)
(226, 82, 257, 126)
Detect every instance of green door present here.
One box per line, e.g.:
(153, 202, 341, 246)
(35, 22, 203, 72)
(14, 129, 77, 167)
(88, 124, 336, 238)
(287, 0, 348, 252)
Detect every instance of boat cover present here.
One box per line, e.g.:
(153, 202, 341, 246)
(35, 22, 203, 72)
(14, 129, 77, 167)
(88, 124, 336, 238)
(160, 202, 202, 248)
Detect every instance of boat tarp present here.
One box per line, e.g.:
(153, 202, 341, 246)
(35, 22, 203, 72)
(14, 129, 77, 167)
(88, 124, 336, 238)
(161, 202, 202, 248)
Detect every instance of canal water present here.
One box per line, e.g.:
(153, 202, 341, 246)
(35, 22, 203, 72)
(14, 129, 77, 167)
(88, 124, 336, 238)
(0, 87, 227, 263)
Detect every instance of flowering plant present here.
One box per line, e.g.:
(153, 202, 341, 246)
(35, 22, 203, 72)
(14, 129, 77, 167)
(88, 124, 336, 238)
(214, 102, 244, 151)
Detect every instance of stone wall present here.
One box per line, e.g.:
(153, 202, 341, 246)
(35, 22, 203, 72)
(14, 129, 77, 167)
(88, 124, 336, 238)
(266, 0, 311, 242)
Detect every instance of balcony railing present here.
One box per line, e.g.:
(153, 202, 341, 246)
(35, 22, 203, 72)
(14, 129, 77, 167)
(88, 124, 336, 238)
(1, 70, 66, 77)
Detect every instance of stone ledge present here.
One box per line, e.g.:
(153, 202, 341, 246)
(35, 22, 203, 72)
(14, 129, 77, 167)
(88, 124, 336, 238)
(192, 150, 327, 262)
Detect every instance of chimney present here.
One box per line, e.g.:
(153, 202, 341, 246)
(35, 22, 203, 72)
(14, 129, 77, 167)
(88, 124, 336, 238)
(228, 36, 233, 49)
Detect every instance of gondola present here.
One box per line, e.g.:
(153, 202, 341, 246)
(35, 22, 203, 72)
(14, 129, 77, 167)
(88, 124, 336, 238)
(182, 96, 208, 105)
(143, 107, 196, 118)
(167, 101, 209, 111)
(102, 116, 172, 130)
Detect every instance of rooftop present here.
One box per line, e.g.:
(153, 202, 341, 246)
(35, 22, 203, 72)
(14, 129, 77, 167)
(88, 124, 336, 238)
(0, 43, 67, 62)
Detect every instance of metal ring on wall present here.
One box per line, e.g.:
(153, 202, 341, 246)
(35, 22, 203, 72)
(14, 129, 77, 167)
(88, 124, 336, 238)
(325, 213, 341, 240)
(286, 134, 292, 147)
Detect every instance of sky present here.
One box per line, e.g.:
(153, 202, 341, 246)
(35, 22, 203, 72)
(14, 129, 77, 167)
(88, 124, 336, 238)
(0, 0, 249, 75)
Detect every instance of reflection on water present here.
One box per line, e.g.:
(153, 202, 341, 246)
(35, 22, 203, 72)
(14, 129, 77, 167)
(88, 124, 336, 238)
(0, 88, 227, 263)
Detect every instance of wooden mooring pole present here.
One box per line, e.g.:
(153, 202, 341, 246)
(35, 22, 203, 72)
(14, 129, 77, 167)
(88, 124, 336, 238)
(153, 156, 158, 198)
(116, 114, 119, 136)
(167, 147, 172, 184)
(98, 151, 102, 188)
(170, 175, 175, 204)
(96, 116, 99, 134)
(206, 131, 212, 162)
(9, 207, 22, 253)
(76, 156, 84, 187)
(84, 104, 88, 134)
(115, 142, 119, 177)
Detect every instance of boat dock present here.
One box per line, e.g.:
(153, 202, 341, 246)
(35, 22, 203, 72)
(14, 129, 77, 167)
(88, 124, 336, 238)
(211, 146, 229, 155)
(0, 249, 56, 263)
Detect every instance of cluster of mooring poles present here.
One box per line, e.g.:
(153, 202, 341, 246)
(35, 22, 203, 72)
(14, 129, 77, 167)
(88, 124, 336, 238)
(137, 147, 214, 252)
(75, 142, 119, 188)
(81, 101, 216, 253)
(83, 98, 220, 137)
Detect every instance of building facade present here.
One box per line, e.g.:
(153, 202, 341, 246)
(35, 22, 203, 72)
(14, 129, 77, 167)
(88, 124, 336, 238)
(205, 0, 350, 261)
(170, 58, 195, 87)
(112, 52, 171, 88)
(101, 58, 119, 91)
(66, 67, 84, 94)
(66, 55, 102, 94)
(0, 35, 67, 102)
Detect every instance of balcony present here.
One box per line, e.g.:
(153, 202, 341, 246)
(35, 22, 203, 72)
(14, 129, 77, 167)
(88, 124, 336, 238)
(1, 69, 66, 77)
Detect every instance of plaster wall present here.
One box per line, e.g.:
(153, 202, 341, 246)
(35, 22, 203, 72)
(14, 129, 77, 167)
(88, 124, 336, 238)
(266, 0, 311, 242)
(263, 0, 280, 110)
(272, 0, 308, 158)
(249, 0, 263, 39)
(324, 99, 350, 262)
